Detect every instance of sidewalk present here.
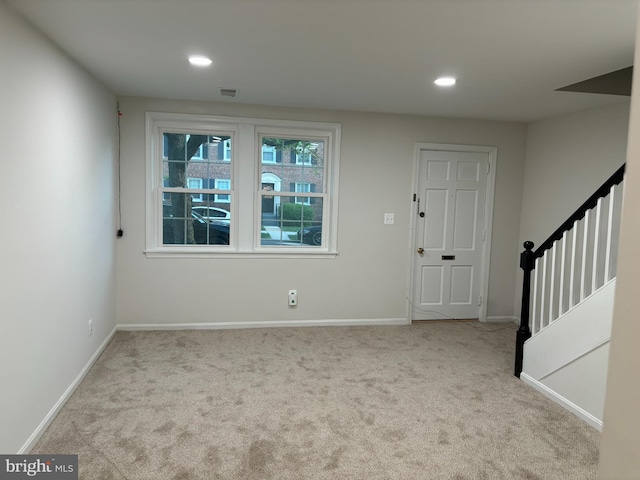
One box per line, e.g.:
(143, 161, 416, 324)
(262, 225, 296, 241)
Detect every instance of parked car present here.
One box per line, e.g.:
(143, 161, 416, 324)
(191, 206, 231, 223)
(163, 204, 229, 245)
(297, 225, 322, 246)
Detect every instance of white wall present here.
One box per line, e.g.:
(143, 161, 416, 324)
(598, 8, 640, 477)
(116, 97, 527, 326)
(0, 3, 118, 453)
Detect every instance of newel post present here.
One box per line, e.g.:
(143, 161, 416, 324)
(515, 241, 535, 378)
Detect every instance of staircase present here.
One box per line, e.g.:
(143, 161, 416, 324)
(515, 165, 625, 430)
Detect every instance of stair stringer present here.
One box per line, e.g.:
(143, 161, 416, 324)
(520, 279, 616, 430)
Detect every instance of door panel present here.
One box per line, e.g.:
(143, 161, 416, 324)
(457, 161, 480, 181)
(420, 266, 443, 304)
(450, 266, 473, 304)
(413, 149, 488, 320)
(428, 161, 450, 180)
(424, 190, 448, 249)
(453, 190, 478, 249)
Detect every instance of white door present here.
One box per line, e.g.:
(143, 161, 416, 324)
(412, 149, 489, 320)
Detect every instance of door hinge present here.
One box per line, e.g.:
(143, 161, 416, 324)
(478, 295, 483, 307)
(482, 230, 486, 241)
(413, 193, 417, 202)
(486, 163, 490, 174)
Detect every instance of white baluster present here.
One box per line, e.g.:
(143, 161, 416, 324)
(569, 221, 578, 309)
(581, 210, 590, 301)
(541, 251, 548, 330)
(605, 185, 616, 282)
(549, 241, 557, 323)
(592, 198, 602, 293)
(532, 257, 539, 335)
(559, 234, 566, 316)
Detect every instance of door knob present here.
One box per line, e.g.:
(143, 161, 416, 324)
(417, 248, 424, 255)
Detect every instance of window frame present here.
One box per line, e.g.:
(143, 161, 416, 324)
(145, 112, 340, 258)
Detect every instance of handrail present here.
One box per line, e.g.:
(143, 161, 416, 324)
(514, 163, 625, 377)
(534, 164, 625, 258)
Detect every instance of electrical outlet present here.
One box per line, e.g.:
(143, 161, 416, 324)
(384, 213, 395, 224)
(288, 290, 298, 307)
(88, 319, 93, 337)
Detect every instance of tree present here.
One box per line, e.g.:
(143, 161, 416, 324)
(166, 133, 208, 244)
(262, 138, 322, 166)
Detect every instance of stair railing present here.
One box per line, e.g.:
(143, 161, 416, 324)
(515, 164, 625, 377)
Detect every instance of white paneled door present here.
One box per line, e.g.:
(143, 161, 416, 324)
(412, 149, 489, 320)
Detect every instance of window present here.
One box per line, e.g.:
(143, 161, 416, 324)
(156, 129, 233, 247)
(295, 152, 313, 164)
(294, 182, 311, 204)
(146, 112, 340, 257)
(262, 144, 276, 163)
(223, 139, 231, 161)
(187, 178, 203, 202)
(214, 179, 231, 203)
(259, 136, 327, 247)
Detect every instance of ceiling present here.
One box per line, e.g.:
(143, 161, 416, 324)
(5, 0, 638, 122)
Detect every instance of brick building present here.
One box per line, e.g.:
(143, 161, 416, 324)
(163, 135, 325, 224)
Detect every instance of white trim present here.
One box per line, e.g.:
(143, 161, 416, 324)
(143, 250, 338, 259)
(520, 372, 602, 431)
(118, 318, 409, 331)
(19, 326, 118, 454)
(407, 143, 497, 323)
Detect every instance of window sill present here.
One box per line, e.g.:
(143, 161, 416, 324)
(144, 248, 339, 259)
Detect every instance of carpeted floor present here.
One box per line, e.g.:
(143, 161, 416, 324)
(32, 322, 599, 479)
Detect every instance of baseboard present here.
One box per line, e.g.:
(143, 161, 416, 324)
(485, 316, 517, 323)
(118, 318, 409, 330)
(19, 325, 118, 454)
(520, 372, 602, 431)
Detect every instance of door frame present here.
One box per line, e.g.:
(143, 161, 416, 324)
(407, 143, 497, 322)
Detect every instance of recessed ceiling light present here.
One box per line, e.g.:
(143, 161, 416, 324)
(188, 55, 213, 67)
(434, 77, 456, 87)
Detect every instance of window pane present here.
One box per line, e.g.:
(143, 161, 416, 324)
(163, 193, 230, 246)
(261, 137, 325, 193)
(214, 179, 231, 203)
(260, 195, 323, 246)
(163, 133, 232, 193)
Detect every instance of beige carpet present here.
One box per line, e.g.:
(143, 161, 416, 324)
(32, 322, 599, 479)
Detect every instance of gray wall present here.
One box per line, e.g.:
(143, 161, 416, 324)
(116, 97, 528, 326)
(515, 101, 630, 316)
(520, 102, 629, 246)
(0, 3, 118, 453)
(599, 8, 640, 477)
